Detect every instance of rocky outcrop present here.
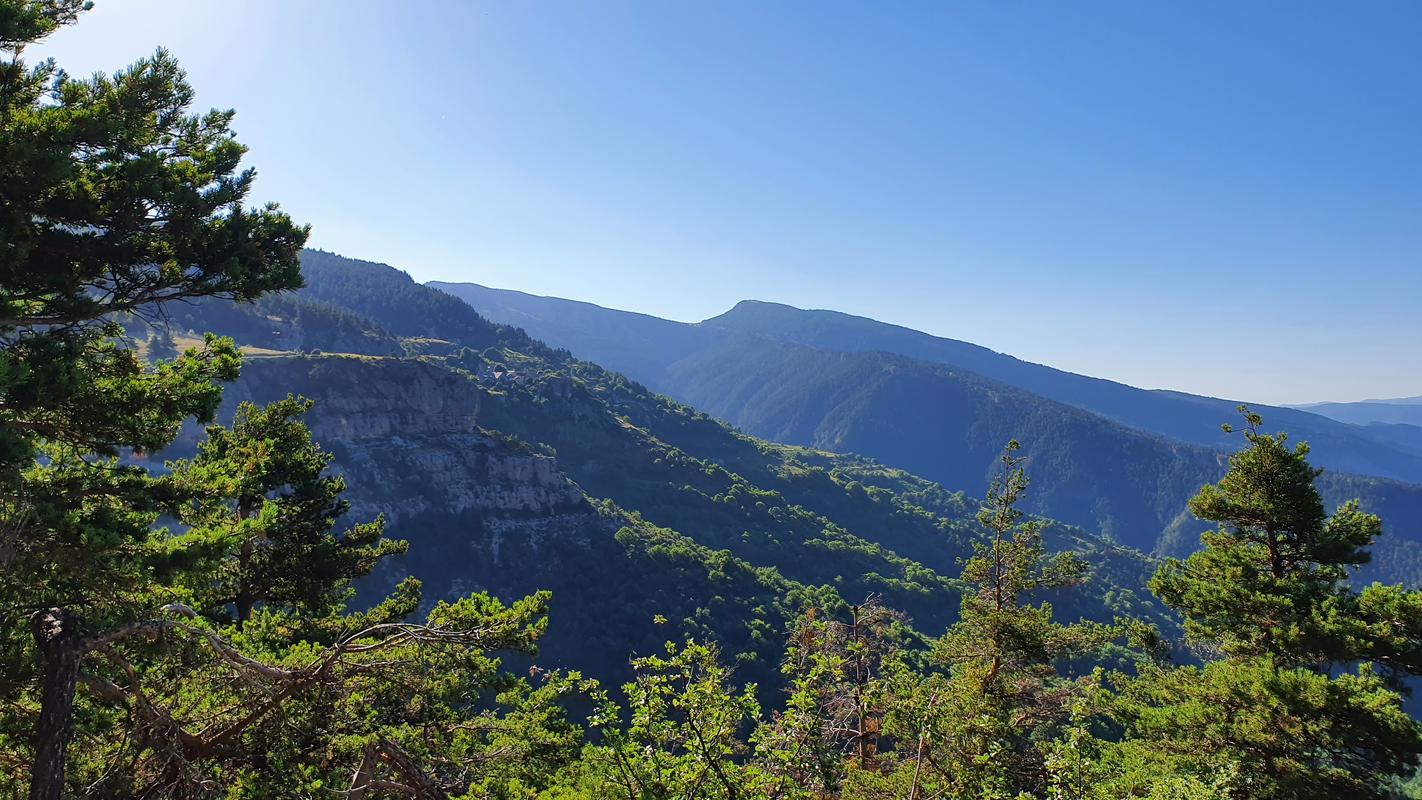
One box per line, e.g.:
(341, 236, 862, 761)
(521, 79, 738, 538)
(214, 356, 588, 523)
(540, 375, 575, 400)
(189, 356, 630, 634)
(256, 323, 405, 358)
(234, 356, 479, 440)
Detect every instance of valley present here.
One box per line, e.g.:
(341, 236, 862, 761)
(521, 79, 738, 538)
(145, 251, 1172, 690)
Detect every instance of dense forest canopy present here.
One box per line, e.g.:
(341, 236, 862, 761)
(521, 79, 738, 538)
(5, 3, 1422, 799)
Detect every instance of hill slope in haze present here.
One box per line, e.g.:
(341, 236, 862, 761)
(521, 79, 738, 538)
(431, 282, 1422, 562)
(701, 300, 1422, 474)
(1289, 396, 1422, 429)
(434, 283, 1422, 483)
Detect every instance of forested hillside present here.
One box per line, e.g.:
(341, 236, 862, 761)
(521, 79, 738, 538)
(435, 285, 1422, 479)
(435, 282, 1422, 566)
(699, 300, 1422, 475)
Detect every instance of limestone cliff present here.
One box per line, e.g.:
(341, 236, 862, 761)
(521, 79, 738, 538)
(217, 356, 586, 522)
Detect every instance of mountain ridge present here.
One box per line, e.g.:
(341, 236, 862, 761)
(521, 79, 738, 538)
(431, 279, 1422, 561)
(1285, 398, 1422, 428)
(434, 282, 1422, 479)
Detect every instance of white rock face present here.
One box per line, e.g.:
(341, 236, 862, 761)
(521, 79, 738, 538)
(224, 356, 589, 523)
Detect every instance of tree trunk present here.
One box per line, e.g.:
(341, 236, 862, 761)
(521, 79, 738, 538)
(1262, 523, 1285, 579)
(347, 744, 378, 800)
(376, 738, 448, 799)
(29, 608, 82, 800)
(235, 497, 256, 625)
(235, 545, 254, 625)
(982, 653, 1001, 695)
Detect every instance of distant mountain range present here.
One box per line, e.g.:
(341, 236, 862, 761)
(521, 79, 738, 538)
(1288, 396, 1422, 427)
(1283, 397, 1422, 459)
(1297, 395, 1422, 407)
(430, 281, 1422, 561)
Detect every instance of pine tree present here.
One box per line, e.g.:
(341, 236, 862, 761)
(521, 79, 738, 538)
(848, 442, 1113, 798)
(1152, 407, 1380, 665)
(947, 441, 1097, 696)
(168, 396, 406, 626)
(0, 2, 307, 794)
(1114, 408, 1422, 798)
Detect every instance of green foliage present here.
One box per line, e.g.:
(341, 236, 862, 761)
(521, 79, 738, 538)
(845, 443, 1117, 799)
(0, 4, 309, 793)
(64, 590, 567, 798)
(581, 640, 761, 800)
(1116, 408, 1422, 798)
(1147, 409, 1422, 677)
(945, 441, 1103, 694)
(167, 396, 407, 625)
(751, 608, 874, 797)
(0, 0, 89, 45)
(1110, 658, 1419, 799)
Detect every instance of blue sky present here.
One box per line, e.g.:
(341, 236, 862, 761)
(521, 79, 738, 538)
(36, 1, 1422, 405)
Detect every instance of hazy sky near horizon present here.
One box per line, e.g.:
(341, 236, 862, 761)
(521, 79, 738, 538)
(35, 1, 1421, 405)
